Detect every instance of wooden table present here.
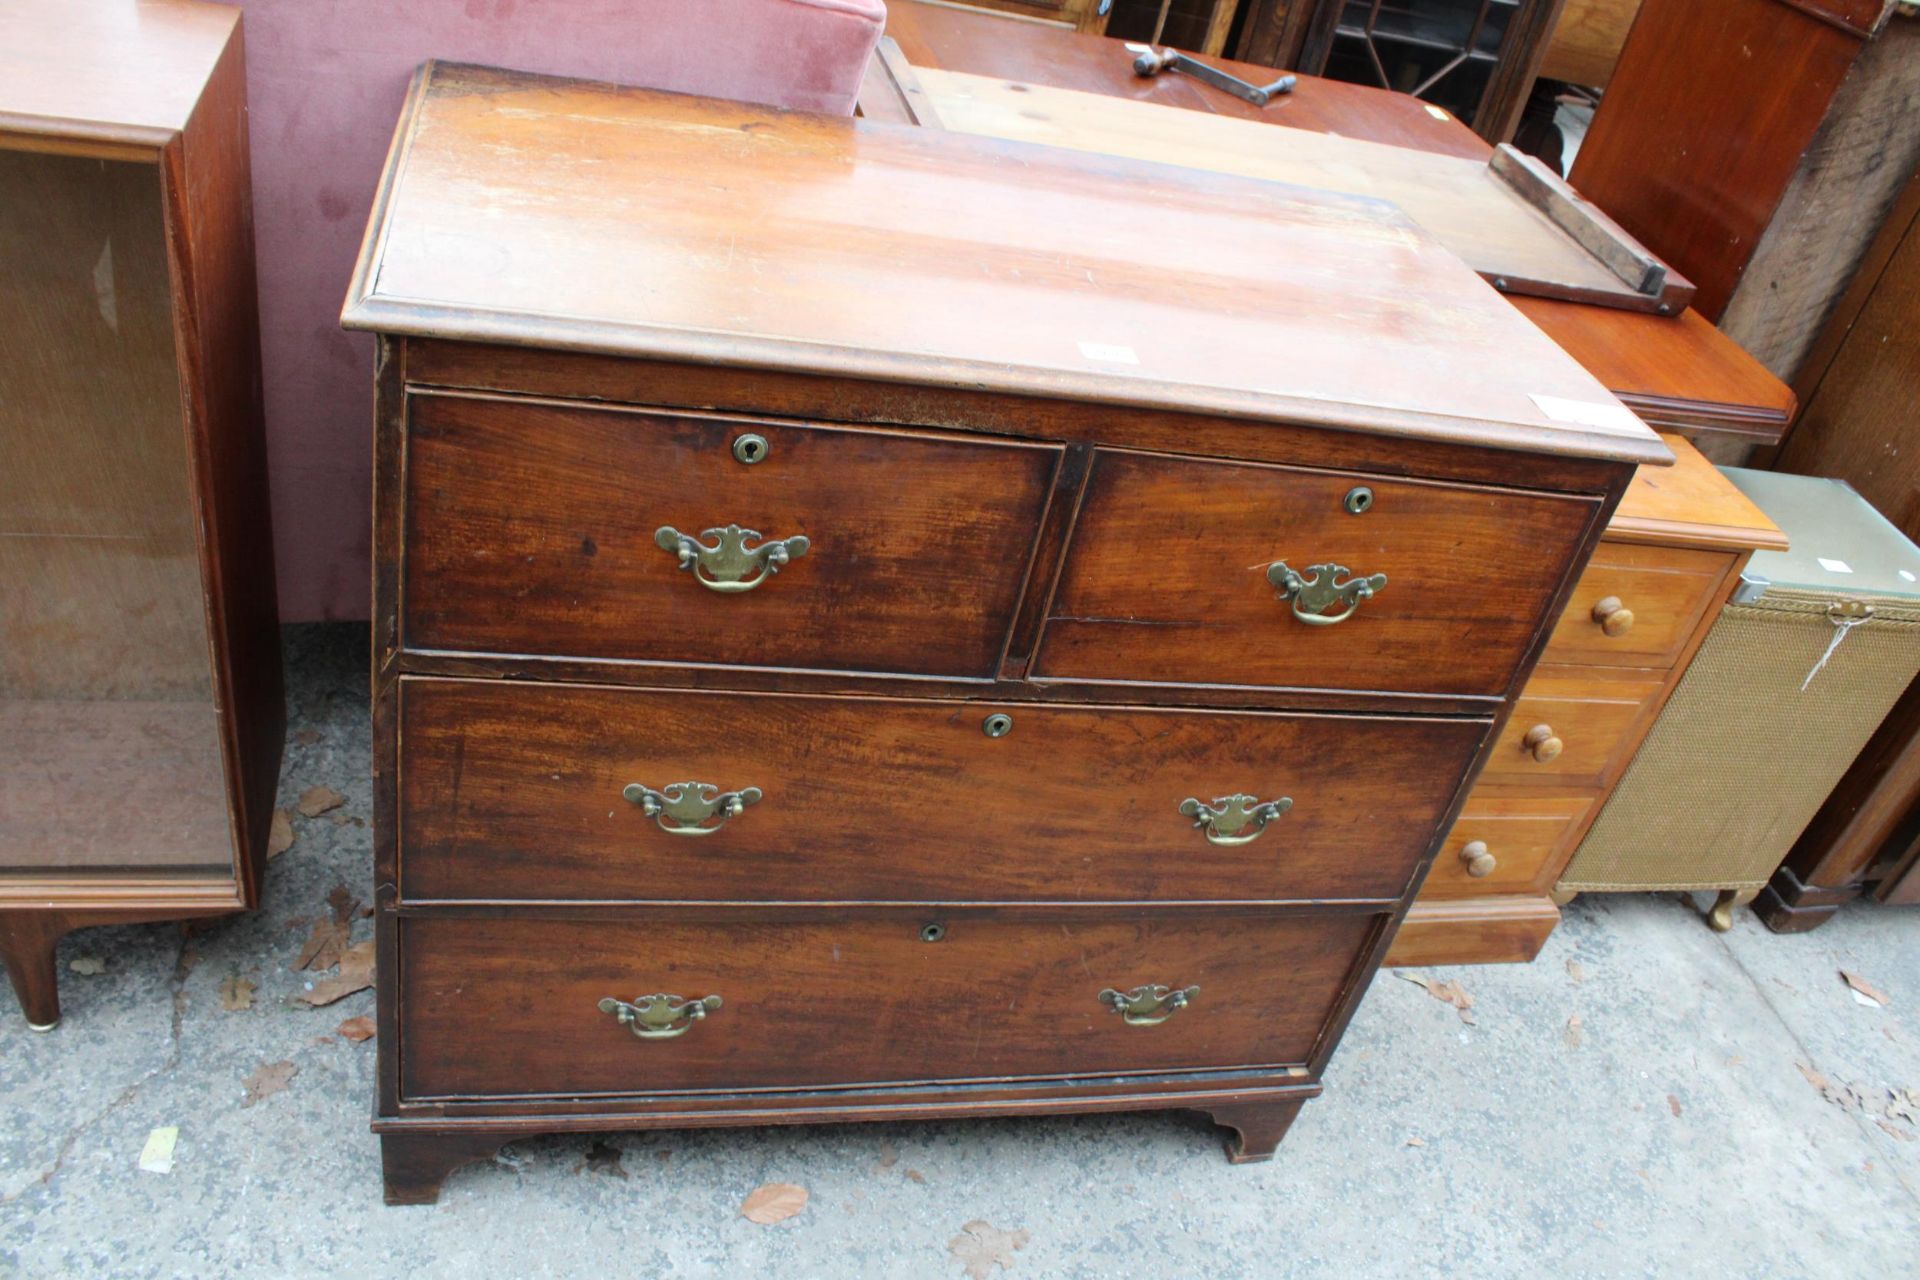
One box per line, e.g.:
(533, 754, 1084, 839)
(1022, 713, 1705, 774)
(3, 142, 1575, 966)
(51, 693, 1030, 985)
(882, 1, 1796, 447)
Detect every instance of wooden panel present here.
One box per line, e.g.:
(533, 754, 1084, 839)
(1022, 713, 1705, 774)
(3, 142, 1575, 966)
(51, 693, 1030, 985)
(914, 67, 1664, 311)
(398, 911, 1377, 1097)
(1384, 895, 1560, 966)
(1718, 22, 1920, 381)
(1539, 542, 1735, 668)
(886, 0, 1487, 155)
(1606, 433, 1785, 551)
(1540, 0, 1642, 87)
(344, 62, 1667, 468)
(1777, 169, 1920, 539)
(1417, 797, 1594, 900)
(402, 394, 1059, 678)
(0, 0, 236, 142)
(1476, 666, 1664, 789)
(397, 678, 1488, 903)
(1036, 449, 1600, 697)
(1567, 0, 1869, 319)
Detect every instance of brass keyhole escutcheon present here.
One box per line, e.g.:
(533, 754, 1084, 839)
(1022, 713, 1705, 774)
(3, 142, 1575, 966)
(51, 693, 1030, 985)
(982, 713, 1013, 738)
(1344, 486, 1374, 515)
(732, 433, 769, 465)
(920, 922, 947, 943)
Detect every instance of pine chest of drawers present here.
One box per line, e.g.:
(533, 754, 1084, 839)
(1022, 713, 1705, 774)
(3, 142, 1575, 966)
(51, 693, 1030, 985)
(343, 61, 1669, 1204)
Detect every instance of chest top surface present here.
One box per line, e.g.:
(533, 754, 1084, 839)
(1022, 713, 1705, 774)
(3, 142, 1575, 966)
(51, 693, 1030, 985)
(345, 61, 1668, 468)
(0, 0, 236, 143)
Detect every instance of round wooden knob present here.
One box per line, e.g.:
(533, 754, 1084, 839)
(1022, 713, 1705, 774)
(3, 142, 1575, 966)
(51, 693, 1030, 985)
(1523, 724, 1563, 762)
(1592, 595, 1634, 637)
(1460, 840, 1496, 878)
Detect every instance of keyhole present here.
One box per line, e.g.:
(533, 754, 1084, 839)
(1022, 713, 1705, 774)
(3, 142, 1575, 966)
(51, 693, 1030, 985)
(732, 433, 769, 465)
(982, 713, 1013, 738)
(919, 923, 946, 943)
(1344, 486, 1373, 515)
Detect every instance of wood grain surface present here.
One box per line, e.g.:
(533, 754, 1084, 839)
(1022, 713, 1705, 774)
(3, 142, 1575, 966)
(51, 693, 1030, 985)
(397, 678, 1486, 903)
(1538, 542, 1736, 669)
(397, 911, 1376, 1097)
(344, 62, 1666, 467)
(1034, 449, 1601, 697)
(1475, 666, 1664, 790)
(402, 393, 1059, 678)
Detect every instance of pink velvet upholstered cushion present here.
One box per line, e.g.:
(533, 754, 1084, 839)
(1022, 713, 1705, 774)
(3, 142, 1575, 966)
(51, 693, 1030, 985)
(233, 0, 887, 619)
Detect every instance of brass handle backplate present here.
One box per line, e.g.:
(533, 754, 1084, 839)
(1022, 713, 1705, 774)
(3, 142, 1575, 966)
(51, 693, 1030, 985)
(598, 993, 722, 1039)
(1099, 984, 1200, 1027)
(623, 781, 762, 836)
(1267, 560, 1387, 626)
(1179, 793, 1293, 846)
(1461, 839, 1497, 878)
(1522, 724, 1563, 763)
(655, 524, 809, 593)
(1592, 595, 1634, 636)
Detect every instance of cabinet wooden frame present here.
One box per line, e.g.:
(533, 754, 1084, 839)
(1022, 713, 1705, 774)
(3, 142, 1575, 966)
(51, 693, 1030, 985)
(0, 1, 283, 1028)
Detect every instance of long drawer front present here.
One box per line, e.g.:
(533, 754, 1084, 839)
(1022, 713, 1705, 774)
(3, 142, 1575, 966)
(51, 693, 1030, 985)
(397, 912, 1379, 1099)
(398, 678, 1488, 903)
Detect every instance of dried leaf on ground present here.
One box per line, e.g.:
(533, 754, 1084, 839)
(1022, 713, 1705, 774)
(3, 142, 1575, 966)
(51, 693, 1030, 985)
(1799, 1062, 1830, 1092)
(1398, 972, 1476, 1023)
(575, 1139, 628, 1179)
(1841, 970, 1890, 1007)
(326, 884, 357, 923)
(948, 1220, 1031, 1279)
(138, 1126, 178, 1174)
(294, 917, 350, 972)
(298, 941, 374, 1007)
(1668, 1094, 1683, 1118)
(241, 1060, 298, 1107)
(904, 1168, 927, 1184)
(296, 785, 346, 818)
(873, 1141, 899, 1173)
(294, 729, 322, 746)
(1564, 1015, 1584, 1048)
(1565, 959, 1585, 983)
(337, 1015, 376, 1043)
(1405, 1136, 1426, 1148)
(740, 1182, 809, 1224)
(68, 956, 106, 976)
(1878, 1119, 1916, 1143)
(219, 976, 256, 1011)
(267, 809, 296, 858)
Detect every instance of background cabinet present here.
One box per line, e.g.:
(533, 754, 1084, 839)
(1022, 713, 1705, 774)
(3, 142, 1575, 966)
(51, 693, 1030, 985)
(0, 0, 283, 1028)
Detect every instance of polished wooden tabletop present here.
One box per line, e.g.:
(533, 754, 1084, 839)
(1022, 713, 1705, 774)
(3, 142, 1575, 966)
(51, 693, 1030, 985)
(882, 1, 1796, 443)
(346, 61, 1666, 465)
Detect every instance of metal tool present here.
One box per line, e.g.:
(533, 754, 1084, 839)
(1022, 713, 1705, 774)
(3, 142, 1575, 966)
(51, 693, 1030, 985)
(1125, 43, 1295, 107)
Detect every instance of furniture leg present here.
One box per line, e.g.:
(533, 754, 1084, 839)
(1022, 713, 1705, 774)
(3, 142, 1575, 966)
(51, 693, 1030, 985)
(380, 1132, 509, 1206)
(1206, 1098, 1305, 1164)
(1705, 887, 1759, 933)
(0, 912, 71, 1031)
(1549, 887, 1579, 907)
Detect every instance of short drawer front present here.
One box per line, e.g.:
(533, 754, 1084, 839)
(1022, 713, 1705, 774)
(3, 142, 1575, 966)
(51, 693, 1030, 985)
(1475, 668, 1664, 791)
(1034, 450, 1601, 697)
(397, 912, 1377, 1098)
(1541, 543, 1733, 669)
(399, 678, 1486, 903)
(1416, 797, 1593, 900)
(402, 394, 1060, 678)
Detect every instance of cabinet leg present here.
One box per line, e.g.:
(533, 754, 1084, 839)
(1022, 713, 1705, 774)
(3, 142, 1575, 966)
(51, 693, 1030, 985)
(1706, 887, 1760, 933)
(381, 1132, 508, 1205)
(0, 912, 70, 1031)
(1206, 1098, 1305, 1164)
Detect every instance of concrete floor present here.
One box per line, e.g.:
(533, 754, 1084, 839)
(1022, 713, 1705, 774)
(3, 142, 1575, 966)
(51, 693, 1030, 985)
(2, 624, 1917, 1278)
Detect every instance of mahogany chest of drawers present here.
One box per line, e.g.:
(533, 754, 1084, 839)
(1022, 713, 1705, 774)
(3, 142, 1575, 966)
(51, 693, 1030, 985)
(343, 61, 1668, 1204)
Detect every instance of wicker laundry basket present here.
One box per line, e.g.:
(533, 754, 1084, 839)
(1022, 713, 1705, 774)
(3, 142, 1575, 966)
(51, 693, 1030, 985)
(1559, 469, 1920, 929)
